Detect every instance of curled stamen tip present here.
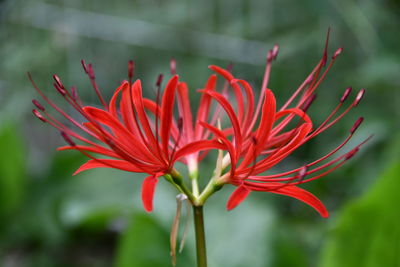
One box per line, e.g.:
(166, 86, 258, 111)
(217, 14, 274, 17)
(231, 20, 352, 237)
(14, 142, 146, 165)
(88, 63, 95, 79)
(71, 86, 78, 100)
(353, 89, 365, 106)
(332, 47, 343, 59)
(81, 59, 89, 73)
(267, 45, 279, 62)
(340, 87, 352, 102)
(350, 117, 364, 134)
(53, 83, 66, 96)
(61, 131, 76, 146)
(128, 60, 134, 79)
(301, 94, 317, 112)
(170, 58, 176, 75)
(32, 99, 45, 111)
(345, 147, 359, 160)
(156, 74, 164, 87)
(53, 75, 64, 89)
(32, 109, 46, 122)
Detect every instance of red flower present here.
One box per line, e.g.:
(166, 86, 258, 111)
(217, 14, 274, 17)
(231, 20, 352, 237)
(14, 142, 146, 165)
(199, 38, 369, 218)
(31, 34, 368, 218)
(30, 60, 224, 212)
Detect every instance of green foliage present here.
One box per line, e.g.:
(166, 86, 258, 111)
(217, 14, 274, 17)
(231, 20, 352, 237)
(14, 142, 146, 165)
(115, 213, 184, 267)
(0, 123, 26, 222)
(320, 160, 400, 267)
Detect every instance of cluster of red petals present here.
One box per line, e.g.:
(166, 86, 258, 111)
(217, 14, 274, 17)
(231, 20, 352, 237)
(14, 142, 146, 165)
(31, 34, 368, 217)
(31, 60, 224, 212)
(200, 40, 368, 218)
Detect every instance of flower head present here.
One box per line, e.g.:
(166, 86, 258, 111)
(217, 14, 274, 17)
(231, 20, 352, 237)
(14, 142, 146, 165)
(198, 34, 369, 217)
(30, 60, 223, 211)
(31, 33, 368, 218)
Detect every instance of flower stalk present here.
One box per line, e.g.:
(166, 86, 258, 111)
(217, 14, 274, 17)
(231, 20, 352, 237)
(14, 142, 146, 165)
(193, 205, 207, 267)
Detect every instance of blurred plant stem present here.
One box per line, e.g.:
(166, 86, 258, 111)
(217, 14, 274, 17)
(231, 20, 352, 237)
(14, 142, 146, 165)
(193, 205, 207, 267)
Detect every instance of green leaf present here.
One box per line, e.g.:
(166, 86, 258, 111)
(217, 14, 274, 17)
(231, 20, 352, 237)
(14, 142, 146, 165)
(319, 160, 400, 267)
(114, 213, 173, 267)
(0, 124, 26, 221)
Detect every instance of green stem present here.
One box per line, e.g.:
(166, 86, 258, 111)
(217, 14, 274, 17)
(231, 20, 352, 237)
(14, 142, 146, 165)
(193, 205, 207, 267)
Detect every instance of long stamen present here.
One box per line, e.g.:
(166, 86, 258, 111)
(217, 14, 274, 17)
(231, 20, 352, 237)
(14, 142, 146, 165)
(81, 60, 108, 109)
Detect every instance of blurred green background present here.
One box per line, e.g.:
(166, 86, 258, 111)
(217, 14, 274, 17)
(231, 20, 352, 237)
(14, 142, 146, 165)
(0, 0, 399, 266)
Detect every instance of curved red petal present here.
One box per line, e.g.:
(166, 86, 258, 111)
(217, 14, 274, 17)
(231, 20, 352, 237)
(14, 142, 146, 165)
(195, 75, 217, 139)
(58, 145, 119, 158)
(271, 185, 328, 218)
(73, 159, 144, 175)
(227, 185, 250, 211)
(201, 90, 242, 153)
(173, 140, 226, 162)
(141, 175, 160, 212)
(160, 75, 179, 155)
(244, 182, 329, 218)
(209, 65, 234, 81)
(109, 81, 129, 117)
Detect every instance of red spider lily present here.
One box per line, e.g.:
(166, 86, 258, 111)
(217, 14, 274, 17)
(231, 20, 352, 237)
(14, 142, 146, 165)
(199, 36, 369, 218)
(30, 60, 224, 212)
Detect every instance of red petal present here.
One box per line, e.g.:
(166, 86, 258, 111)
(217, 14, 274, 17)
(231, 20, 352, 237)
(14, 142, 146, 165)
(160, 76, 179, 156)
(109, 81, 129, 117)
(83, 106, 157, 164)
(226, 185, 250, 210)
(245, 182, 329, 218)
(209, 66, 245, 126)
(195, 75, 217, 139)
(177, 82, 194, 142)
(142, 175, 160, 212)
(130, 80, 161, 155)
(209, 65, 235, 81)
(272, 185, 328, 218)
(173, 140, 225, 162)
(201, 90, 242, 153)
(73, 159, 144, 175)
(58, 145, 119, 158)
(241, 89, 276, 168)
